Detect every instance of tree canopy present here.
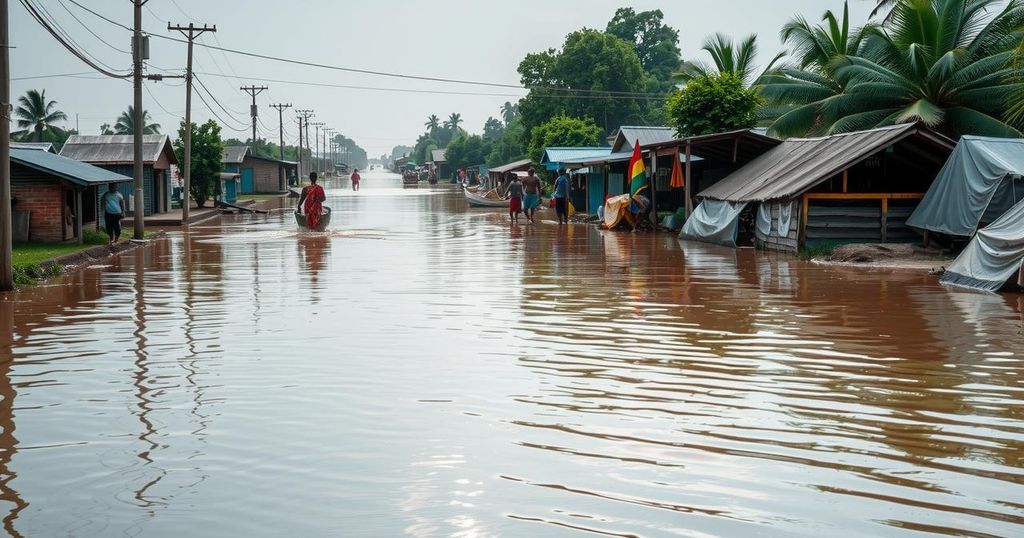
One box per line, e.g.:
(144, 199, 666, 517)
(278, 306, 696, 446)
(115, 106, 160, 135)
(174, 120, 223, 208)
(605, 8, 681, 81)
(527, 115, 602, 164)
(14, 89, 67, 143)
(666, 73, 760, 137)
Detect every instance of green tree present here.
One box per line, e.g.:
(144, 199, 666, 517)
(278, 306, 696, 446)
(174, 119, 223, 208)
(445, 133, 492, 170)
(483, 117, 505, 141)
(674, 33, 784, 88)
(500, 101, 518, 125)
(114, 105, 161, 135)
(527, 115, 602, 164)
(99, 123, 114, 135)
(760, 2, 875, 136)
(605, 7, 681, 81)
(518, 29, 647, 136)
(819, 0, 1024, 137)
(443, 113, 463, 130)
(487, 117, 527, 166)
(425, 114, 440, 131)
(14, 89, 67, 143)
(666, 73, 760, 137)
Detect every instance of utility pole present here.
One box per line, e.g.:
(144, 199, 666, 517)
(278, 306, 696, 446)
(311, 122, 324, 174)
(240, 85, 268, 148)
(169, 22, 216, 224)
(132, 0, 148, 240)
(296, 109, 313, 178)
(269, 103, 291, 189)
(0, 0, 12, 290)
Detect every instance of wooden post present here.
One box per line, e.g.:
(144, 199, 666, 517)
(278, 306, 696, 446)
(648, 150, 658, 226)
(75, 188, 83, 245)
(684, 141, 693, 216)
(880, 197, 888, 242)
(800, 194, 810, 247)
(732, 135, 739, 163)
(842, 170, 848, 193)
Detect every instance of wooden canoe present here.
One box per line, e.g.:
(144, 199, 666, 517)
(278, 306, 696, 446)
(295, 206, 332, 231)
(464, 190, 509, 208)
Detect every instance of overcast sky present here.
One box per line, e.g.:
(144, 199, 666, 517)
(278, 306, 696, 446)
(11, 0, 877, 156)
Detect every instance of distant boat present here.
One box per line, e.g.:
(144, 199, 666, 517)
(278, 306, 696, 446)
(295, 206, 332, 231)
(464, 189, 509, 208)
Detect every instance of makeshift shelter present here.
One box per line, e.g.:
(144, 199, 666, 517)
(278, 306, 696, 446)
(486, 158, 532, 190)
(60, 135, 177, 216)
(682, 123, 955, 252)
(941, 197, 1024, 292)
(541, 147, 611, 211)
(907, 136, 1024, 237)
(10, 148, 131, 243)
(429, 149, 450, 181)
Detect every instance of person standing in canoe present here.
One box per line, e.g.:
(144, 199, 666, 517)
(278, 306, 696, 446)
(351, 168, 361, 191)
(521, 168, 541, 224)
(296, 172, 326, 229)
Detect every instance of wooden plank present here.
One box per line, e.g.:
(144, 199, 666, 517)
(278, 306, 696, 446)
(881, 198, 888, 242)
(732, 135, 739, 163)
(842, 170, 848, 193)
(799, 194, 809, 247)
(803, 192, 924, 200)
(684, 142, 693, 216)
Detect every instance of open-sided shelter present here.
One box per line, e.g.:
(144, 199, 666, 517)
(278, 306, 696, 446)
(682, 123, 955, 251)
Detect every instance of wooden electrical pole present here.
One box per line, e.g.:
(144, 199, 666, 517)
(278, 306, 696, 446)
(240, 85, 268, 147)
(296, 109, 313, 179)
(0, 0, 12, 290)
(169, 22, 216, 224)
(132, 0, 148, 239)
(270, 103, 291, 189)
(311, 122, 324, 175)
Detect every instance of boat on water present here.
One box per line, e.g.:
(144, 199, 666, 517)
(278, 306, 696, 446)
(464, 189, 509, 208)
(295, 206, 333, 231)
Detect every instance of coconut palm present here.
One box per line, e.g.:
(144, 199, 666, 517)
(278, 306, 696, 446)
(14, 89, 67, 142)
(443, 112, 463, 130)
(114, 105, 161, 135)
(821, 0, 1024, 137)
(1007, 38, 1024, 127)
(500, 101, 518, 125)
(673, 33, 785, 88)
(760, 2, 875, 136)
(424, 114, 440, 131)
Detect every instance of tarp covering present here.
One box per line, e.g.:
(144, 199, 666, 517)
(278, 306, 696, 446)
(699, 123, 953, 202)
(679, 200, 748, 247)
(756, 204, 772, 236)
(907, 136, 1024, 237)
(941, 197, 1024, 292)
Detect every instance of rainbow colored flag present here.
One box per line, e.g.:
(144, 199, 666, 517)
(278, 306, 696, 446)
(628, 140, 648, 198)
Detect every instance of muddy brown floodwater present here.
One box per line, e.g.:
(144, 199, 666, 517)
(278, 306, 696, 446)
(1, 171, 1023, 537)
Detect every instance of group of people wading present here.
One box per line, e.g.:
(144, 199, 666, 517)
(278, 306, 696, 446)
(503, 167, 571, 225)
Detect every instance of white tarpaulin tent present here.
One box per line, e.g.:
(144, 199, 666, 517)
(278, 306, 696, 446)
(907, 136, 1024, 236)
(678, 200, 748, 247)
(941, 197, 1024, 292)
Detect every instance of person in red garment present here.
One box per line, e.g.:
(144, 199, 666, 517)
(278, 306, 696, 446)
(350, 168, 361, 191)
(296, 172, 326, 229)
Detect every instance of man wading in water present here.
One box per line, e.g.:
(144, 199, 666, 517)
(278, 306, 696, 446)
(351, 168, 361, 191)
(521, 168, 541, 224)
(504, 172, 524, 224)
(296, 172, 326, 229)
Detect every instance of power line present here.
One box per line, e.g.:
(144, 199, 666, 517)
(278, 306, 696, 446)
(19, 0, 130, 79)
(192, 74, 250, 131)
(55, 0, 130, 54)
(60, 0, 669, 99)
(30, 0, 126, 72)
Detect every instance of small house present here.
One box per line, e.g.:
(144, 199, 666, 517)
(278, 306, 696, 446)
(540, 147, 612, 212)
(10, 148, 131, 243)
(60, 135, 177, 216)
(683, 123, 956, 252)
(430, 149, 450, 181)
(223, 145, 297, 195)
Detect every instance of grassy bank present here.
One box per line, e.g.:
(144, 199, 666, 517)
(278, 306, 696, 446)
(12, 228, 155, 287)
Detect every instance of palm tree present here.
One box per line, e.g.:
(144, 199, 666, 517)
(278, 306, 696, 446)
(760, 2, 875, 136)
(424, 114, 440, 131)
(673, 33, 784, 88)
(99, 123, 114, 135)
(114, 105, 161, 135)
(14, 89, 67, 142)
(500, 102, 518, 125)
(444, 112, 463, 130)
(1007, 38, 1024, 128)
(820, 0, 1024, 137)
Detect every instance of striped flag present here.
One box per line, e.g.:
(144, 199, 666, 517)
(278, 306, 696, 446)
(628, 140, 648, 198)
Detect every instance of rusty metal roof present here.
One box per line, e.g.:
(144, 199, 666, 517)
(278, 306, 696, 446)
(488, 159, 533, 174)
(59, 134, 177, 166)
(699, 123, 955, 202)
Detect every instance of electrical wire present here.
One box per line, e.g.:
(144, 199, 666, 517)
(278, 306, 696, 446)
(192, 74, 251, 131)
(61, 0, 669, 99)
(30, 0, 127, 72)
(55, 0, 130, 54)
(20, 0, 130, 79)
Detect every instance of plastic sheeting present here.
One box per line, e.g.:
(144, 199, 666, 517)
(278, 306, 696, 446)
(941, 197, 1024, 292)
(679, 200, 748, 247)
(778, 203, 793, 235)
(756, 204, 772, 236)
(907, 136, 1024, 236)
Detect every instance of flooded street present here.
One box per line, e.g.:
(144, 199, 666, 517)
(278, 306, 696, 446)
(1, 170, 1022, 537)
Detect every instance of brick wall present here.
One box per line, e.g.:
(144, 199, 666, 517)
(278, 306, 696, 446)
(12, 177, 64, 243)
(245, 157, 284, 193)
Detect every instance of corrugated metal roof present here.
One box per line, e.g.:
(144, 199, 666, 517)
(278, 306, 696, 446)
(699, 123, 955, 203)
(488, 158, 533, 174)
(12, 148, 132, 186)
(431, 149, 447, 163)
(11, 142, 55, 153)
(611, 126, 676, 152)
(540, 147, 610, 166)
(59, 134, 177, 165)
(223, 146, 250, 164)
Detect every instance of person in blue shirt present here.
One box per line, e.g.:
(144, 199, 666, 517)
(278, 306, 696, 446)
(553, 168, 571, 225)
(100, 183, 126, 245)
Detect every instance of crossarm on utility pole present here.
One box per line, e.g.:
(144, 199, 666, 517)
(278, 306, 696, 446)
(169, 22, 216, 224)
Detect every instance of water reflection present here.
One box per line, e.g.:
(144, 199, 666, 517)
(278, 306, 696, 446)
(0, 172, 1020, 536)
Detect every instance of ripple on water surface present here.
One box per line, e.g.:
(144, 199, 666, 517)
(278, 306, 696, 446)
(0, 172, 1022, 537)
